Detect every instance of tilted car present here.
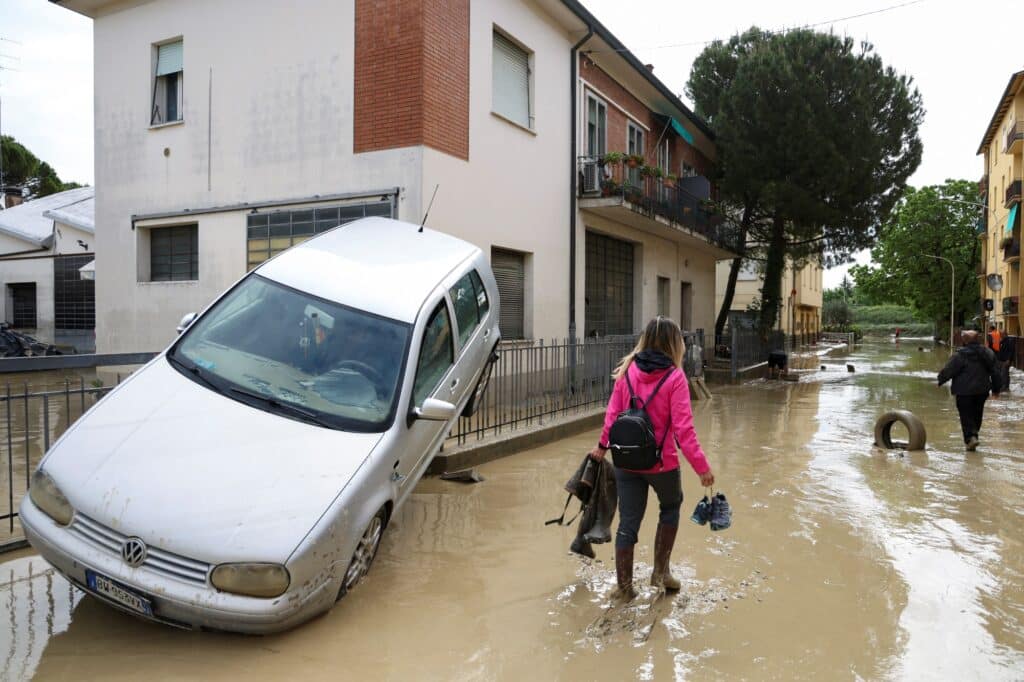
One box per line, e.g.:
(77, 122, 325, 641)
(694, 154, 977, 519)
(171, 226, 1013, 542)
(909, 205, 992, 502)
(20, 217, 500, 633)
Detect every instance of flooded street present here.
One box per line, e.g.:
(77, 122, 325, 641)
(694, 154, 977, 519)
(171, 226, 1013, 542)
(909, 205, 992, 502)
(2, 341, 1023, 680)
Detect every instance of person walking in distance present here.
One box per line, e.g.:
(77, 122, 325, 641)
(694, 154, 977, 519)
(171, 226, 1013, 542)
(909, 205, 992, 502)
(987, 323, 1012, 391)
(939, 329, 1002, 452)
(590, 317, 715, 601)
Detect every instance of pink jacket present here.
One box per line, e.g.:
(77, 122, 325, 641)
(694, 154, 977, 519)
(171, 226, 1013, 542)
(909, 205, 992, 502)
(599, 363, 710, 475)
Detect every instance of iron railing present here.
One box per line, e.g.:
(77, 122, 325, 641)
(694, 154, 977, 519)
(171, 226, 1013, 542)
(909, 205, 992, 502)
(1005, 180, 1021, 208)
(577, 156, 740, 253)
(1004, 239, 1021, 261)
(1005, 121, 1024, 153)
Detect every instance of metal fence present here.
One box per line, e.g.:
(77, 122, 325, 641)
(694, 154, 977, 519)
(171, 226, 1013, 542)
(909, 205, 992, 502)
(820, 331, 856, 346)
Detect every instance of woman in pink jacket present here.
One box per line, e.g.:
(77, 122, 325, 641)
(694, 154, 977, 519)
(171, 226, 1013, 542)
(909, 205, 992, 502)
(590, 317, 715, 601)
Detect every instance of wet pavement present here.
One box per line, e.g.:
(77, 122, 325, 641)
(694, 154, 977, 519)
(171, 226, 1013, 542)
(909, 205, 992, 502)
(2, 341, 1023, 680)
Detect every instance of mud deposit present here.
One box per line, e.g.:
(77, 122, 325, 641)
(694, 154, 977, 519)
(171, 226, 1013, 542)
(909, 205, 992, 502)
(2, 342, 1023, 680)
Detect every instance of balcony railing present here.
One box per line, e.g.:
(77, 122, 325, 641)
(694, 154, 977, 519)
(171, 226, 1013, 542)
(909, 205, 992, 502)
(979, 174, 988, 196)
(578, 156, 739, 252)
(1005, 121, 1024, 154)
(1003, 296, 1020, 316)
(976, 212, 988, 236)
(1004, 237, 1021, 261)
(976, 260, 988, 276)
(1005, 180, 1021, 208)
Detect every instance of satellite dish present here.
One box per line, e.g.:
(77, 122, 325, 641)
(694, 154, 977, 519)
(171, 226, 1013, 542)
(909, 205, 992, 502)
(987, 274, 1003, 292)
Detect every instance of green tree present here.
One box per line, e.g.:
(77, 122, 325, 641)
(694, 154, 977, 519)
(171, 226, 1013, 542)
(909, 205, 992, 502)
(0, 135, 81, 199)
(850, 179, 981, 337)
(688, 28, 923, 336)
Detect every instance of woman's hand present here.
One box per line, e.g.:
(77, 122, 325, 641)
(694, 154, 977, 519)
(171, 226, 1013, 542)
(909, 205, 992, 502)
(699, 469, 715, 488)
(589, 446, 607, 461)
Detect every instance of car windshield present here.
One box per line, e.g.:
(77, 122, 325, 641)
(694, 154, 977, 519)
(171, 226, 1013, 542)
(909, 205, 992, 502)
(171, 275, 410, 431)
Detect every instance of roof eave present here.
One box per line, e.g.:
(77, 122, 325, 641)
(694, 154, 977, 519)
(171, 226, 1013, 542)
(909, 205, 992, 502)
(977, 70, 1024, 156)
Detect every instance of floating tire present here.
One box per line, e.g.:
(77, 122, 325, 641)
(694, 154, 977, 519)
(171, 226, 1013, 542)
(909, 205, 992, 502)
(874, 410, 927, 451)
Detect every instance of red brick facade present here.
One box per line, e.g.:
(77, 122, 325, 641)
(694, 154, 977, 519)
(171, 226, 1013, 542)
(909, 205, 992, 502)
(579, 55, 712, 178)
(354, 0, 469, 160)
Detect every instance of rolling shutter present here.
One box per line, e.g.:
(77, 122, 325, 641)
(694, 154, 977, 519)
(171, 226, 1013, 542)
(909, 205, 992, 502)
(156, 41, 183, 76)
(492, 32, 530, 128)
(491, 248, 525, 340)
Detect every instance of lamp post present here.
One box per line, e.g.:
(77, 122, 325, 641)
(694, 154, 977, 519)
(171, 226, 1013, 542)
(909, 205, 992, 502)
(923, 254, 955, 348)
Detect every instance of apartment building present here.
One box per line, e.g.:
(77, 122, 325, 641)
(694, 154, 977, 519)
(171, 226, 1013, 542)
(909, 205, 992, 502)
(977, 70, 1023, 335)
(714, 258, 823, 343)
(0, 187, 96, 350)
(54, 0, 735, 353)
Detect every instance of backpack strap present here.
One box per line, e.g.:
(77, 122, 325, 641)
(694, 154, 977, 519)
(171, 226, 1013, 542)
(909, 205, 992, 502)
(545, 492, 584, 527)
(624, 366, 641, 409)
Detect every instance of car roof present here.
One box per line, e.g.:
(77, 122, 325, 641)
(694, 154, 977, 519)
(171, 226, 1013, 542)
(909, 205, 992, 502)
(256, 216, 479, 324)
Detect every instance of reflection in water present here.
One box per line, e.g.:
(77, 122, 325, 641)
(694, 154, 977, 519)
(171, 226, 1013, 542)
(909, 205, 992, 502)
(0, 343, 1021, 680)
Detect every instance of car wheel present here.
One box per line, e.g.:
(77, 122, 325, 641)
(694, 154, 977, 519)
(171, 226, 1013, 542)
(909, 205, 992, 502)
(337, 508, 386, 601)
(462, 346, 499, 418)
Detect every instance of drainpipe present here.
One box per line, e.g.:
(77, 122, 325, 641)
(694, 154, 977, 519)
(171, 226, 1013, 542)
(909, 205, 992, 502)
(569, 27, 593, 343)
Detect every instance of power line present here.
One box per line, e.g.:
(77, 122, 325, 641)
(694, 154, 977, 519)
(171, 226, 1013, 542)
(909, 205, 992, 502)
(587, 0, 927, 54)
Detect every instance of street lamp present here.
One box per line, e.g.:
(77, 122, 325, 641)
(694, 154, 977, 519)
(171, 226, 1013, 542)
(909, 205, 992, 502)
(922, 254, 955, 348)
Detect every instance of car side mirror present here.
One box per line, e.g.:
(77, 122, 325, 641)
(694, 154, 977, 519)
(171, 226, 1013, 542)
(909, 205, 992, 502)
(176, 312, 198, 335)
(412, 398, 457, 422)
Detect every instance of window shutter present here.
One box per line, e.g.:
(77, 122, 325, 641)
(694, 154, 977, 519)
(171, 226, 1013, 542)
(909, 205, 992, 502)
(491, 248, 525, 340)
(492, 32, 530, 128)
(156, 41, 183, 76)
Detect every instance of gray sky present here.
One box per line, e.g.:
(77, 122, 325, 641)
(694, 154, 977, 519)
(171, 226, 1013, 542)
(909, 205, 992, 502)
(1, 0, 1020, 288)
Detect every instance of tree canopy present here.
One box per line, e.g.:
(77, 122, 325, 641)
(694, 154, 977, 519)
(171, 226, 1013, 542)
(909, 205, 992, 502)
(688, 28, 924, 335)
(850, 179, 981, 333)
(1, 135, 82, 199)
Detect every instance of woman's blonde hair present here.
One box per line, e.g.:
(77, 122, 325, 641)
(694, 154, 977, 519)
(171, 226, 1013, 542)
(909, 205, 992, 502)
(612, 316, 686, 380)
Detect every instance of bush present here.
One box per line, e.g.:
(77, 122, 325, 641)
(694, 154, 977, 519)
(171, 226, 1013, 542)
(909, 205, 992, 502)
(850, 304, 924, 325)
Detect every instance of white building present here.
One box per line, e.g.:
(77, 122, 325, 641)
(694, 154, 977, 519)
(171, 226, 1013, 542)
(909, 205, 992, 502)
(55, 0, 736, 354)
(0, 187, 96, 350)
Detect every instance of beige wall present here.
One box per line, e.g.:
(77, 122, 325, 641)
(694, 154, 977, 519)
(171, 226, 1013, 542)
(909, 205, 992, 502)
(715, 258, 822, 337)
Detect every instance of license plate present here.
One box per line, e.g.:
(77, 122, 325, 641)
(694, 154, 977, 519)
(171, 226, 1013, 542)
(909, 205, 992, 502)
(85, 569, 153, 616)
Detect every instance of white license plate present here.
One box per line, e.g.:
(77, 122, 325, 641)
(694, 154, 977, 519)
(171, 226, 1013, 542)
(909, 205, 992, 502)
(85, 569, 153, 616)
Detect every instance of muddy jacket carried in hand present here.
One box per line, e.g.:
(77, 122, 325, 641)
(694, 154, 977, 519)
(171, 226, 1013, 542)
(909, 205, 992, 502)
(557, 455, 617, 559)
(938, 343, 1002, 396)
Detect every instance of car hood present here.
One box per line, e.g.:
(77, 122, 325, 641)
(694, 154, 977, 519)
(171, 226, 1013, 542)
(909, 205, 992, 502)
(43, 357, 382, 564)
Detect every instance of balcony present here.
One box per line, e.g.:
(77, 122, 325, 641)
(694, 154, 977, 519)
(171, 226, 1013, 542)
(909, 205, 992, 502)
(1005, 180, 1022, 208)
(976, 212, 988, 236)
(979, 174, 988, 196)
(1003, 235, 1021, 263)
(1006, 121, 1024, 155)
(577, 156, 739, 256)
(1003, 296, 1020, 316)
(976, 260, 988, 277)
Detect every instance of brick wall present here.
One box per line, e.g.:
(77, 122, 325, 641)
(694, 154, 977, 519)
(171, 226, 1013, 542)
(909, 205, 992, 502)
(579, 55, 712, 178)
(354, 0, 469, 160)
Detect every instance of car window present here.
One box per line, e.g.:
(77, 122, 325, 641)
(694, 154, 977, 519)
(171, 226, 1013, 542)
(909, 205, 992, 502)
(469, 269, 489, 318)
(412, 302, 454, 407)
(450, 273, 480, 347)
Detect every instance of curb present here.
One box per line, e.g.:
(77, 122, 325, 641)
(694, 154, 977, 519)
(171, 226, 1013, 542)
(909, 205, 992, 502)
(427, 409, 605, 474)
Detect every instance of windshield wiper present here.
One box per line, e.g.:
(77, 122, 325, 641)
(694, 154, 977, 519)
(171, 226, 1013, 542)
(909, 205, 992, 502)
(228, 386, 334, 428)
(167, 353, 222, 393)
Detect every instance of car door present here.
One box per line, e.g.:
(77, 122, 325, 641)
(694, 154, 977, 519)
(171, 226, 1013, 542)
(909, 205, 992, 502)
(396, 297, 458, 497)
(448, 269, 490, 405)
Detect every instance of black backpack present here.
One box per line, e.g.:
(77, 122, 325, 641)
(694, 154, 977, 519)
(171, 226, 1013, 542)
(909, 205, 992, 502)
(608, 367, 674, 470)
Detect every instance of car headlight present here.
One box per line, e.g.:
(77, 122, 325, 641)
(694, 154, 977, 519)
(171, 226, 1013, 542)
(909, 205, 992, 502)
(211, 563, 290, 598)
(29, 469, 74, 526)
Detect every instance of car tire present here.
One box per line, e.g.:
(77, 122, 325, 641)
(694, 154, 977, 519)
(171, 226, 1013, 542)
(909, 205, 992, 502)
(336, 507, 387, 601)
(874, 410, 927, 451)
(461, 345, 499, 418)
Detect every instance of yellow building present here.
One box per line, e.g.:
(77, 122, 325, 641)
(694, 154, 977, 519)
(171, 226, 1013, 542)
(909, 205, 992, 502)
(714, 258, 823, 343)
(978, 70, 1023, 335)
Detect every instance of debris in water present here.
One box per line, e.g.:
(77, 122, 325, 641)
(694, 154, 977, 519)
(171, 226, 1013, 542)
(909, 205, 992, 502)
(440, 469, 485, 483)
(847, 364, 855, 373)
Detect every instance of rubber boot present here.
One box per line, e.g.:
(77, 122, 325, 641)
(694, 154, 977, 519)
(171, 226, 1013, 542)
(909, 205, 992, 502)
(651, 524, 680, 592)
(611, 546, 637, 603)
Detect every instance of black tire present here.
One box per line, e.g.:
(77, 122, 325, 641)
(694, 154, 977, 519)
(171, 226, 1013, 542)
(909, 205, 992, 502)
(461, 345, 499, 418)
(874, 410, 927, 451)
(336, 507, 387, 601)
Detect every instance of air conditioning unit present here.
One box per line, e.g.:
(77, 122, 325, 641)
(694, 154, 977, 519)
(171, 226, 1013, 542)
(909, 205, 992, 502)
(582, 161, 601, 194)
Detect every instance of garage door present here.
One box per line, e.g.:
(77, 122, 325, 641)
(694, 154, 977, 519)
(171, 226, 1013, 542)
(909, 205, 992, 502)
(585, 232, 634, 337)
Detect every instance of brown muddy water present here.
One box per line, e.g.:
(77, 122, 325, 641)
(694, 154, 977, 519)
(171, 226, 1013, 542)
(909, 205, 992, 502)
(2, 342, 1023, 680)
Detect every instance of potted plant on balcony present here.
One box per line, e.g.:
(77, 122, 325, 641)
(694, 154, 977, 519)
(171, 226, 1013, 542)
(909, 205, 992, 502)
(600, 179, 621, 198)
(662, 173, 678, 189)
(601, 151, 625, 167)
(626, 154, 645, 169)
(639, 164, 661, 180)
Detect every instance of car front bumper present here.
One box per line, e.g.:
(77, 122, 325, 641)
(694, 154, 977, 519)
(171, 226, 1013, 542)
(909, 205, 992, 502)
(19, 498, 334, 634)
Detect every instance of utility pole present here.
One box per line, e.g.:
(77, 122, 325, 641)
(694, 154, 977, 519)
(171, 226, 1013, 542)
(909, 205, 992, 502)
(923, 254, 955, 348)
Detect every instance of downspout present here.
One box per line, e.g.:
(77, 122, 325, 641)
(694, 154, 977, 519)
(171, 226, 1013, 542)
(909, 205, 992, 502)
(569, 27, 593, 342)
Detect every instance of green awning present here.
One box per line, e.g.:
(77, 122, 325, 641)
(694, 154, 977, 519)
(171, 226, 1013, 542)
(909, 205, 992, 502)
(669, 117, 695, 145)
(1008, 203, 1018, 234)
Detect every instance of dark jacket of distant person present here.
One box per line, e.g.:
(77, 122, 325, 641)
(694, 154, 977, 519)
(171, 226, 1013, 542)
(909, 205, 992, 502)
(938, 341, 1002, 396)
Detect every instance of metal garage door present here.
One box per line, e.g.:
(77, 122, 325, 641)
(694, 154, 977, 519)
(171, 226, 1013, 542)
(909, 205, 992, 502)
(585, 232, 634, 337)
(491, 248, 525, 339)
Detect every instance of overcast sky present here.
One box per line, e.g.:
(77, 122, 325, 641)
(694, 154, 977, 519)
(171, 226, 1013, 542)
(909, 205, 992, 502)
(2, 0, 1021, 287)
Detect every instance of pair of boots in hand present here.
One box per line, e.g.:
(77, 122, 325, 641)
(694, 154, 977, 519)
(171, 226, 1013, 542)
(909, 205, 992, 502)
(691, 492, 731, 531)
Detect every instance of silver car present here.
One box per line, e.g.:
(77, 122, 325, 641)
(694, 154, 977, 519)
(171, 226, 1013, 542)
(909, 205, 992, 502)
(20, 217, 500, 633)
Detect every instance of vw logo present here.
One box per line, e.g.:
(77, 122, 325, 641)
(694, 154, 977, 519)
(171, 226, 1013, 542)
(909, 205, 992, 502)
(121, 538, 148, 567)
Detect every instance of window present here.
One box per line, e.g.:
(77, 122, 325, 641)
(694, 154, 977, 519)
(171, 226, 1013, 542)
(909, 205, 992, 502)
(150, 225, 198, 281)
(450, 273, 481, 347)
(151, 40, 183, 125)
(680, 162, 697, 178)
(657, 277, 670, 317)
(586, 94, 607, 158)
(412, 302, 454, 407)
(8, 283, 37, 329)
(246, 200, 392, 269)
(627, 123, 644, 186)
(54, 255, 95, 330)
(492, 30, 532, 129)
(469, 269, 490, 318)
(491, 248, 525, 340)
(585, 232, 634, 336)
